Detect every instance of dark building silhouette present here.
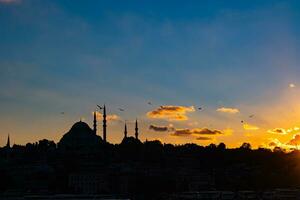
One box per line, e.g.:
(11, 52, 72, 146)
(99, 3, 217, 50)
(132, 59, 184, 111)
(124, 122, 127, 139)
(58, 120, 102, 151)
(3, 106, 300, 200)
(6, 134, 10, 149)
(135, 119, 139, 140)
(93, 111, 97, 135)
(103, 105, 107, 142)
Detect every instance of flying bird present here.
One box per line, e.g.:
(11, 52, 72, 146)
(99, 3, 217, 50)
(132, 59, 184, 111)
(60, 112, 65, 115)
(97, 105, 103, 110)
(148, 102, 152, 105)
(198, 107, 202, 110)
(118, 108, 125, 112)
(241, 120, 244, 123)
(249, 115, 254, 118)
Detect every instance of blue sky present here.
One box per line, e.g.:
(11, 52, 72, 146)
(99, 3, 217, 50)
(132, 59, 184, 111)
(1, 0, 300, 148)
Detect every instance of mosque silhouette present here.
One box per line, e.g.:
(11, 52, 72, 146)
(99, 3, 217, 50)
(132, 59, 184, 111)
(57, 105, 140, 152)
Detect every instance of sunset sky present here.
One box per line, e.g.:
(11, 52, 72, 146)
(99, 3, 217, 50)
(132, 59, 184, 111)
(1, 0, 300, 149)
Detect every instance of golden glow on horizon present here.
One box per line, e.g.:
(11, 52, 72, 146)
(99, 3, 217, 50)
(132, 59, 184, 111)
(3, 84, 300, 151)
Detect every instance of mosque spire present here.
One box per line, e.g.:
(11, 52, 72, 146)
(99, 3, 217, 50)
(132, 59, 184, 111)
(103, 105, 107, 142)
(6, 134, 10, 148)
(135, 119, 139, 140)
(93, 111, 97, 135)
(124, 122, 127, 138)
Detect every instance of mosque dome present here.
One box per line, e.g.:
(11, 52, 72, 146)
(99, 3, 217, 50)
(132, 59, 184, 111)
(58, 121, 102, 150)
(69, 121, 93, 135)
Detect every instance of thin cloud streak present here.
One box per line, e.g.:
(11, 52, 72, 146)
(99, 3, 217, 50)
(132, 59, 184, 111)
(149, 124, 174, 132)
(171, 128, 224, 137)
(217, 107, 239, 114)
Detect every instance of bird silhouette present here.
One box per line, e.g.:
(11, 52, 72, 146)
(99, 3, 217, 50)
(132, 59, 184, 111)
(198, 107, 202, 110)
(148, 102, 152, 105)
(118, 108, 125, 112)
(249, 115, 254, 118)
(97, 105, 103, 110)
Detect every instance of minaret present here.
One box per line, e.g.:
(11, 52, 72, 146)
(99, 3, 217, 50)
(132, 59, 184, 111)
(103, 105, 107, 142)
(6, 134, 10, 148)
(135, 119, 139, 140)
(93, 111, 97, 135)
(124, 122, 127, 139)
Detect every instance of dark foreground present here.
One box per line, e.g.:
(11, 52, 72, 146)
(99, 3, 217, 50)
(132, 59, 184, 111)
(1, 121, 300, 199)
(1, 189, 300, 199)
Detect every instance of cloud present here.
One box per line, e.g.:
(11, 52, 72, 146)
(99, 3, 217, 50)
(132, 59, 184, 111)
(267, 127, 300, 135)
(269, 142, 277, 147)
(192, 128, 223, 135)
(196, 136, 212, 141)
(288, 134, 300, 146)
(265, 138, 299, 151)
(243, 123, 259, 130)
(94, 112, 120, 121)
(267, 138, 286, 148)
(267, 138, 283, 147)
(289, 83, 296, 88)
(171, 128, 224, 137)
(265, 136, 300, 151)
(171, 129, 193, 136)
(149, 125, 168, 132)
(267, 128, 287, 135)
(147, 105, 195, 121)
(217, 107, 239, 114)
(149, 124, 174, 132)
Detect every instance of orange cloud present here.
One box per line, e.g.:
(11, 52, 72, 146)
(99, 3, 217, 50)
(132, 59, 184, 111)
(269, 142, 277, 147)
(94, 112, 120, 121)
(288, 134, 300, 147)
(147, 105, 195, 121)
(266, 136, 300, 151)
(267, 127, 300, 135)
(243, 123, 259, 130)
(217, 107, 239, 114)
(268, 138, 282, 147)
(267, 128, 287, 135)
